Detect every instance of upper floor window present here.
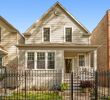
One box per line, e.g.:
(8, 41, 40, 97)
(43, 28, 50, 42)
(0, 27, 1, 43)
(27, 52, 34, 69)
(65, 27, 72, 42)
(79, 55, 85, 67)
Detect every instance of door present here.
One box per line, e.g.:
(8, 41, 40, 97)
(65, 59, 72, 73)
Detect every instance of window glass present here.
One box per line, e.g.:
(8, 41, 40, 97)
(44, 28, 50, 42)
(37, 52, 45, 69)
(65, 28, 72, 42)
(48, 52, 55, 69)
(27, 52, 34, 69)
(79, 55, 85, 67)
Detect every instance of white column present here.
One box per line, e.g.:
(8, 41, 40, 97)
(94, 50, 97, 71)
(34, 52, 37, 69)
(45, 52, 48, 70)
(25, 51, 27, 70)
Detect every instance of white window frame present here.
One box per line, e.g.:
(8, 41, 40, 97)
(26, 52, 35, 69)
(78, 53, 86, 67)
(37, 51, 46, 69)
(25, 50, 56, 70)
(42, 26, 51, 42)
(64, 26, 73, 42)
(47, 52, 55, 69)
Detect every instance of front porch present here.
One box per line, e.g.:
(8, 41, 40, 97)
(62, 49, 97, 82)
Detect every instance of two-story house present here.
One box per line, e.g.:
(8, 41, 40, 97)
(16, 2, 98, 78)
(0, 16, 24, 71)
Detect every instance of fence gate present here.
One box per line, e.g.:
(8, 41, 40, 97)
(0, 69, 109, 100)
(63, 69, 96, 100)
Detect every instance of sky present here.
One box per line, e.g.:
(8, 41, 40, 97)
(0, 0, 110, 33)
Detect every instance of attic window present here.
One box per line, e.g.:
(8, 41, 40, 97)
(43, 28, 50, 42)
(65, 27, 72, 42)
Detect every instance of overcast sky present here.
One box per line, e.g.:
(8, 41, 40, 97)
(0, 0, 110, 33)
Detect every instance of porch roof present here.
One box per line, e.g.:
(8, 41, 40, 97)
(0, 45, 8, 56)
(16, 44, 99, 52)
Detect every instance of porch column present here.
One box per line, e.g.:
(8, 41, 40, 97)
(94, 50, 97, 71)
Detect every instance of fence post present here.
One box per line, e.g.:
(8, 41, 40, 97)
(25, 70, 27, 100)
(108, 70, 110, 96)
(71, 72, 73, 100)
(95, 71, 98, 100)
(2, 67, 7, 95)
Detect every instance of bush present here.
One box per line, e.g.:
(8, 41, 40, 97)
(80, 81, 94, 88)
(52, 83, 61, 91)
(60, 83, 68, 91)
(52, 83, 68, 91)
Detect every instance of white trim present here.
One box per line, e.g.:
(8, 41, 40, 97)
(64, 57, 75, 72)
(25, 2, 89, 34)
(25, 51, 27, 70)
(77, 53, 86, 67)
(45, 52, 47, 69)
(34, 52, 37, 69)
(64, 26, 73, 43)
(94, 50, 97, 71)
(42, 26, 51, 43)
(26, 50, 56, 70)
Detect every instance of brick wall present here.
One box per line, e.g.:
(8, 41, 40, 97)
(107, 10, 110, 70)
(90, 12, 108, 71)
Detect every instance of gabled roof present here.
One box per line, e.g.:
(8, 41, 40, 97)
(0, 16, 24, 37)
(24, 2, 90, 36)
(0, 16, 19, 32)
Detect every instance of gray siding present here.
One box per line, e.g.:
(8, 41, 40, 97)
(25, 5, 89, 44)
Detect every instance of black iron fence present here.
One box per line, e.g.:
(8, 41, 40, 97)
(0, 69, 109, 100)
(95, 71, 110, 100)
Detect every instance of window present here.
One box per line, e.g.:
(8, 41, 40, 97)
(37, 52, 45, 69)
(90, 52, 94, 67)
(65, 28, 72, 42)
(0, 56, 2, 66)
(79, 55, 85, 67)
(48, 52, 55, 69)
(43, 28, 50, 42)
(26, 51, 55, 69)
(0, 27, 1, 42)
(27, 52, 34, 69)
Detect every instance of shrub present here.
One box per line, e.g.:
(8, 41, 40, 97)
(52, 83, 61, 91)
(80, 81, 94, 88)
(52, 83, 68, 91)
(60, 83, 68, 91)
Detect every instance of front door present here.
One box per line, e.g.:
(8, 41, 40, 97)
(65, 59, 72, 73)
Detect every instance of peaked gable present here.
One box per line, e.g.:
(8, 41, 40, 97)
(24, 2, 90, 36)
(0, 16, 24, 38)
(0, 16, 18, 32)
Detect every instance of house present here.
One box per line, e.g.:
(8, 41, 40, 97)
(91, 10, 110, 71)
(16, 2, 98, 77)
(0, 16, 24, 71)
(0, 2, 99, 89)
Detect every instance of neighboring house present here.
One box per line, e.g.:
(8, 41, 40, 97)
(91, 10, 110, 71)
(0, 16, 24, 71)
(16, 2, 98, 77)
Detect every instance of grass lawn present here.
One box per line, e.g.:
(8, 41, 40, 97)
(0, 92, 62, 100)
